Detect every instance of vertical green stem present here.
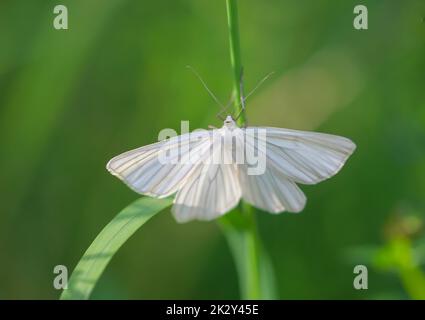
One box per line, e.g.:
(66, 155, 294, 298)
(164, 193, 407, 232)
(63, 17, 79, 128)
(221, 0, 261, 299)
(240, 203, 262, 299)
(226, 0, 246, 126)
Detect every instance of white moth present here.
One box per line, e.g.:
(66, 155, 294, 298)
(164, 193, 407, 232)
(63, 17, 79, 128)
(107, 115, 355, 223)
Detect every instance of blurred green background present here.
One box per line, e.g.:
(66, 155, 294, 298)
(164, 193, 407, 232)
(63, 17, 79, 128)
(1, 0, 425, 299)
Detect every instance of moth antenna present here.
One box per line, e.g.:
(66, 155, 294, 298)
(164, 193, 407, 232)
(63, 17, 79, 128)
(217, 113, 226, 121)
(216, 92, 235, 120)
(244, 71, 275, 101)
(186, 65, 225, 109)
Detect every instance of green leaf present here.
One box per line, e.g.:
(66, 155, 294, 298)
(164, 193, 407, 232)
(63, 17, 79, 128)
(60, 197, 172, 300)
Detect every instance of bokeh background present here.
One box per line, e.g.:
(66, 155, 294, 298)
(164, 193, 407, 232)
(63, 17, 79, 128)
(1, 0, 424, 299)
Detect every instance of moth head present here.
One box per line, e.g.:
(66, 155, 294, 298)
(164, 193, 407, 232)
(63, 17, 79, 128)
(224, 115, 235, 127)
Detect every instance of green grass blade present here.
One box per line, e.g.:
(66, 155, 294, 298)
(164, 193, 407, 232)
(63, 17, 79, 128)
(60, 197, 172, 300)
(219, 208, 278, 299)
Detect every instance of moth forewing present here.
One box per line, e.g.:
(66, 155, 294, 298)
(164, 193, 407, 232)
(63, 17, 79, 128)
(244, 127, 267, 176)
